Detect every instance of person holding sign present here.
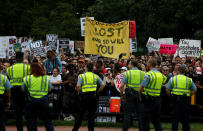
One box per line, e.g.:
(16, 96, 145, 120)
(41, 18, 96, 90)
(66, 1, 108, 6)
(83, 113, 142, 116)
(166, 66, 197, 131)
(120, 59, 145, 131)
(43, 50, 62, 75)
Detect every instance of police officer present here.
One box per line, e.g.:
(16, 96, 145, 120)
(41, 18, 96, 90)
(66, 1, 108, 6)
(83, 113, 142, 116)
(7, 52, 30, 131)
(72, 63, 105, 131)
(166, 66, 197, 131)
(0, 74, 12, 131)
(22, 62, 54, 131)
(138, 58, 166, 131)
(120, 59, 145, 131)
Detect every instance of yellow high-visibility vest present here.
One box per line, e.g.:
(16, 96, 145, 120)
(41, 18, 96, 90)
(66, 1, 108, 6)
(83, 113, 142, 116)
(23, 75, 49, 99)
(79, 72, 98, 92)
(7, 63, 30, 86)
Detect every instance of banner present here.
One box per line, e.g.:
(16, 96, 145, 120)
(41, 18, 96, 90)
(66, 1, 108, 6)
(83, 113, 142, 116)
(80, 17, 94, 37)
(129, 21, 136, 38)
(29, 40, 46, 57)
(158, 38, 173, 45)
(179, 39, 201, 57)
(159, 44, 177, 54)
(46, 34, 58, 50)
(146, 37, 160, 51)
(85, 17, 130, 59)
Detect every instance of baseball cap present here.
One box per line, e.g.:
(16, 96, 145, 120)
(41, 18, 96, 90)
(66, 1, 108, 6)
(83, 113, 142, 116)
(121, 67, 127, 71)
(78, 58, 85, 63)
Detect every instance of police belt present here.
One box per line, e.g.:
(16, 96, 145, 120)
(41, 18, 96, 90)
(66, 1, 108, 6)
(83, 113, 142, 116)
(80, 91, 96, 95)
(125, 88, 138, 96)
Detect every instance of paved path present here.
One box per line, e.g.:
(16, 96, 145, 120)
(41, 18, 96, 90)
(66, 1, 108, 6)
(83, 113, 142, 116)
(6, 126, 140, 131)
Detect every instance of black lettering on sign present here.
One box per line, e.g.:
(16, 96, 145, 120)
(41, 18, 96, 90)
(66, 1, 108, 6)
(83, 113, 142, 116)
(94, 27, 124, 37)
(96, 44, 114, 55)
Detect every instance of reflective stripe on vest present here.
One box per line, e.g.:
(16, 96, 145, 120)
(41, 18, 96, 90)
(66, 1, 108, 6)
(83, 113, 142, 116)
(125, 70, 145, 91)
(0, 75, 7, 94)
(24, 75, 49, 99)
(171, 75, 192, 96)
(80, 72, 97, 92)
(7, 63, 30, 86)
(144, 71, 166, 97)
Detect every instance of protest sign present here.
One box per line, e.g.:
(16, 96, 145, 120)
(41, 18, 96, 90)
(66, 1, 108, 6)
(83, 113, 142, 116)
(201, 50, 203, 56)
(29, 40, 46, 57)
(46, 34, 58, 50)
(158, 38, 173, 45)
(8, 36, 17, 58)
(0, 37, 8, 58)
(130, 38, 137, 53)
(159, 44, 177, 54)
(179, 39, 201, 57)
(129, 21, 136, 38)
(114, 73, 125, 93)
(69, 41, 74, 54)
(146, 37, 160, 51)
(84, 17, 130, 59)
(80, 17, 94, 37)
(75, 41, 84, 49)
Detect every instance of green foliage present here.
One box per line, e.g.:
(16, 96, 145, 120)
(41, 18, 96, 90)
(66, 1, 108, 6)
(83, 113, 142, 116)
(0, 0, 202, 45)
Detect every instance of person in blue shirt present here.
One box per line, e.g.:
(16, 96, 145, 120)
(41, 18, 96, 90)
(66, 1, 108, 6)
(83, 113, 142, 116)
(43, 50, 62, 75)
(120, 59, 145, 131)
(166, 66, 197, 131)
(0, 74, 12, 131)
(138, 57, 166, 131)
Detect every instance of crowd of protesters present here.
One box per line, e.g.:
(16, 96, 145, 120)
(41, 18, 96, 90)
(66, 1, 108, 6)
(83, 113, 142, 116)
(0, 48, 203, 129)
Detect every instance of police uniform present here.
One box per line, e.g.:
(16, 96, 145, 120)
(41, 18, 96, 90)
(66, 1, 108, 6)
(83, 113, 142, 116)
(166, 74, 197, 131)
(72, 72, 102, 131)
(140, 68, 166, 131)
(0, 74, 12, 131)
(23, 75, 54, 131)
(7, 63, 30, 131)
(121, 67, 145, 131)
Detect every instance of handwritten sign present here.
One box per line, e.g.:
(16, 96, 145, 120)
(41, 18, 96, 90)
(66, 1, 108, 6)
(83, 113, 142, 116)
(146, 37, 160, 51)
(179, 39, 201, 57)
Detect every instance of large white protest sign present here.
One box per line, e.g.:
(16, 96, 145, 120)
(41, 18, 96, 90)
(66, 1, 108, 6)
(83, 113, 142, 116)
(29, 40, 46, 57)
(146, 37, 160, 51)
(130, 38, 137, 53)
(179, 39, 201, 58)
(80, 17, 94, 37)
(158, 38, 173, 45)
(46, 34, 58, 50)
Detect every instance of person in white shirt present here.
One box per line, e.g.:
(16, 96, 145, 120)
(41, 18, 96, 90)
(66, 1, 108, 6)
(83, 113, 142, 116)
(50, 67, 62, 89)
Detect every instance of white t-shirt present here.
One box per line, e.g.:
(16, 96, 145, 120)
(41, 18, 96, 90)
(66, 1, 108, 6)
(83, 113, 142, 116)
(49, 75, 62, 83)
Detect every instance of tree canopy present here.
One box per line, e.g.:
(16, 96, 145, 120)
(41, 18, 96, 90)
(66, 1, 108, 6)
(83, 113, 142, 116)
(0, 0, 202, 46)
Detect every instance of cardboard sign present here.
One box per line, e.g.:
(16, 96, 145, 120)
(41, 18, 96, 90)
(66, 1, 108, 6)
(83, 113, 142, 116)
(29, 40, 46, 57)
(146, 37, 160, 51)
(80, 17, 94, 37)
(179, 39, 201, 57)
(129, 21, 136, 38)
(159, 44, 177, 54)
(130, 38, 137, 53)
(158, 38, 173, 45)
(85, 17, 130, 59)
(46, 34, 58, 50)
(69, 41, 74, 54)
(114, 73, 125, 93)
